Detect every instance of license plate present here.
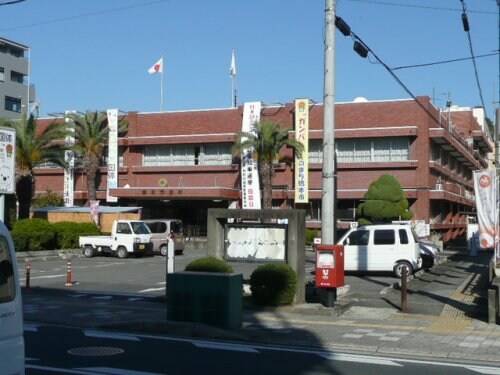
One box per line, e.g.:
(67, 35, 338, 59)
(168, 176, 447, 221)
(139, 244, 145, 250)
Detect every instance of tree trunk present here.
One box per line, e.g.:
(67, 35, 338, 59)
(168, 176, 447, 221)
(85, 156, 100, 202)
(16, 174, 33, 219)
(260, 161, 273, 209)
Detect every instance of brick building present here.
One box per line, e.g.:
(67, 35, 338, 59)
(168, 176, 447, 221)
(34, 96, 492, 242)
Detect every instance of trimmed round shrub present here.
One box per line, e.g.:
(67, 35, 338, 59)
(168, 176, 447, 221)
(53, 221, 100, 249)
(250, 263, 297, 306)
(185, 256, 234, 273)
(12, 218, 56, 251)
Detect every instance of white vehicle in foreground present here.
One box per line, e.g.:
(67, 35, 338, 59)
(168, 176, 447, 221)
(0, 221, 25, 374)
(79, 220, 153, 259)
(337, 224, 422, 277)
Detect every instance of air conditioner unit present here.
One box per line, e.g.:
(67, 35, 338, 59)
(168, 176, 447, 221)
(436, 183, 443, 191)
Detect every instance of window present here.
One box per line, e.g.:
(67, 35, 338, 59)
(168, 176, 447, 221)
(5, 96, 21, 113)
(347, 230, 370, 246)
(143, 143, 231, 166)
(116, 223, 131, 234)
(10, 71, 23, 84)
(0, 67, 4, 82)
(374, 230, 395, 245)
(0, 236, 16, 303)
(310, 137, 409, 163)
(399, 229, 409, 244)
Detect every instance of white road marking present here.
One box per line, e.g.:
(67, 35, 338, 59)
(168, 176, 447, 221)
(319, 353, 403, 366)
(77, 367, 165, 375)
(465, 366, 500, 375)
(20, 274, 66, 280)
(84, 330, 140, 342)
(138, 287, 165, 293)
(193, 341, 259, 353)
(24, 323, 39, 332)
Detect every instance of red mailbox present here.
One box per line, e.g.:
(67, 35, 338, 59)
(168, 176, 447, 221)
(315, 244, 344, 288)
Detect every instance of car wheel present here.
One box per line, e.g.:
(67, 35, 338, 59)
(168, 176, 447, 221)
(394, 261, 412, 278)
(83, 245, 94, 258)
(117, 246, 128, 259)
(160, 245, 168, 256)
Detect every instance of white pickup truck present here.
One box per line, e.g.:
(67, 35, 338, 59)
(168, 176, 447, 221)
(79, 220, 153, 259)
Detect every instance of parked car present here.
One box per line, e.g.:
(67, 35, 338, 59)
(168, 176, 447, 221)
(143, 219, 186, 255)
(79, 220, 153, 258)
(0, 221, 25, 374)
(419, 239, 440, 269)
(337, 224, 422, 277)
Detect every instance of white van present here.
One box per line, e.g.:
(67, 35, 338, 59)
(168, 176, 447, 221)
(0, 221, 25, 375)
(337, 224, 422, 277)
(143, 219, 186, 255)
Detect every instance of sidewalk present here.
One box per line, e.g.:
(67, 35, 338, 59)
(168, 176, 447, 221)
(22, 249, 500, 366)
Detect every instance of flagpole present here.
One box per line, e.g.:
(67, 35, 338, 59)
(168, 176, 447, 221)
(160, 55, 164, 112)
(231, 48, 237, 108)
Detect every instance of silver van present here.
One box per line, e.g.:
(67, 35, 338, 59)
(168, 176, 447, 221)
(143, 219, 185, 255)
(0, 221, 25, 374)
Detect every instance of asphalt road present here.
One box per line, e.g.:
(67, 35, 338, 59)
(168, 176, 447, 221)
(25, 323, 500, 375)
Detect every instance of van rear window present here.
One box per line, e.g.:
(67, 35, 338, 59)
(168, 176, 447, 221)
(0, 236, 15, 303)
(374, 230, 395, 245)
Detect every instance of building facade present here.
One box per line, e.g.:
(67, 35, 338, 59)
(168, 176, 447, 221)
(0, 37, 34, 120)
(34, 96, 492, 242)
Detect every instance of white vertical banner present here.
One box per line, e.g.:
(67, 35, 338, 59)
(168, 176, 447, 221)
(241, 102, 261, 209)
(63, 111, 75, 207)
(90, 200, 99, 226)
(106, 109, 119, 203)
(294, 99, 309, 203)
(473, 170, 497, 249)
(0, 127, 16, 194)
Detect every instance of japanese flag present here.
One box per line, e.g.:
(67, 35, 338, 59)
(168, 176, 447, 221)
(148, 57, 163, 74)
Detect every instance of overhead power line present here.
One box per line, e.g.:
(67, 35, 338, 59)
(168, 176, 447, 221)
(0, 0, 170, 32)
(459, 0, 487, 114)
(0, 0, 26, 6)
(392, 52, 499, 71)
(346, 0, 496, 15)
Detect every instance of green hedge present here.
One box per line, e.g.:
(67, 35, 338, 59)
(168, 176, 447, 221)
(12, 218, 57, 251)
(250, 263, 297, 306)
(11, 219, 100, 252)
(52, 221, 100, 249)
(305, 228, 318, 246)
(185, 256, 234, 273)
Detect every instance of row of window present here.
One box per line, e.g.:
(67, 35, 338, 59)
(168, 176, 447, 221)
(0, 67, 25, 84)
(0, 44, 24, 58)
(4, 96, 21, 113)
(35, 137, 411, 169)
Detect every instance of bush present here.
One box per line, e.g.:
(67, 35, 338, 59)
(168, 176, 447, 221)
(53, 221, 100, 249)
(305, 229, 318, 246)
(12, 219, 56, 251)
(250, 263, 297, 306)
(185, 256, 234, 273)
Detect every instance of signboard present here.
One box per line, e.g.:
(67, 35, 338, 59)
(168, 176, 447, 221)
(0, 127, 15, 194)
(106, 109, 119, 202)
(225, 224, 286, 260)
(294, 99, 309, 203)
(63, 111, 75, 207)
(473, 170, 497, 250)
(240, 102, 261, 209)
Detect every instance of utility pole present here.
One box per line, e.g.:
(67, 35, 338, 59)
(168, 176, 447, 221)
(321, 0, 336, 245)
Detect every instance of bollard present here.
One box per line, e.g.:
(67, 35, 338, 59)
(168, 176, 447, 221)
(25, 263, 31, 290)
(65, 260, 72, 287)
(400, 265, 408, 313)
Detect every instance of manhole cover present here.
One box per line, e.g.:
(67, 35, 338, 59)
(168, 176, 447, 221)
(68, 346, 124, 356)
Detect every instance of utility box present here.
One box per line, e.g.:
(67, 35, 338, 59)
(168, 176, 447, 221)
(315, 245, 345, 288)
(167, 272, 243, 329)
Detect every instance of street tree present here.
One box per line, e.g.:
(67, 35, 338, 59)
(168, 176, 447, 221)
(2, 115, 67, 219)
(232, 119, 304, 209)
(356, 174, 414, 225)
(65, 111, 128, 202)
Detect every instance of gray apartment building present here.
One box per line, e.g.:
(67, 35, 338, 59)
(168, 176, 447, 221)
(0, 37, 34, 119)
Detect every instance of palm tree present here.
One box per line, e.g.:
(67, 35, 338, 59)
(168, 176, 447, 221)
(66, 111, 128, 202)
(232, 119, 304, 209)
(3, 115, 67, 219)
